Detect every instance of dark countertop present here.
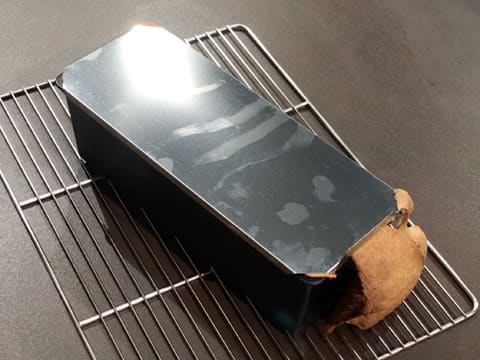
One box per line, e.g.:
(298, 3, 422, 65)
(1, 1, 479, 359)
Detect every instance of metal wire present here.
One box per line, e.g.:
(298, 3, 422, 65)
(0, 24, 477, 360)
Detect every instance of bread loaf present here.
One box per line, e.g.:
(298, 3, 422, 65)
(325, 189, 427, 331)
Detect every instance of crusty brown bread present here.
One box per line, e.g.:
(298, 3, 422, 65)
(325, 189, 427, 332)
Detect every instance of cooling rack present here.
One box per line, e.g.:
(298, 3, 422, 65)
(0, 24, 477, 359)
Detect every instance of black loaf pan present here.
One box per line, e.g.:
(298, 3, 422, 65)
(58, 25, 398, 333)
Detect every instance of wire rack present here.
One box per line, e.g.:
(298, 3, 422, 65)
(0, 24, 477, 360)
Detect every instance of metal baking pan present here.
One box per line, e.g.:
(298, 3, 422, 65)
(58, 24, 400, 332)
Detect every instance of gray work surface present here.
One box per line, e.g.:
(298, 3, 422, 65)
(1, 1, 479, 359)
